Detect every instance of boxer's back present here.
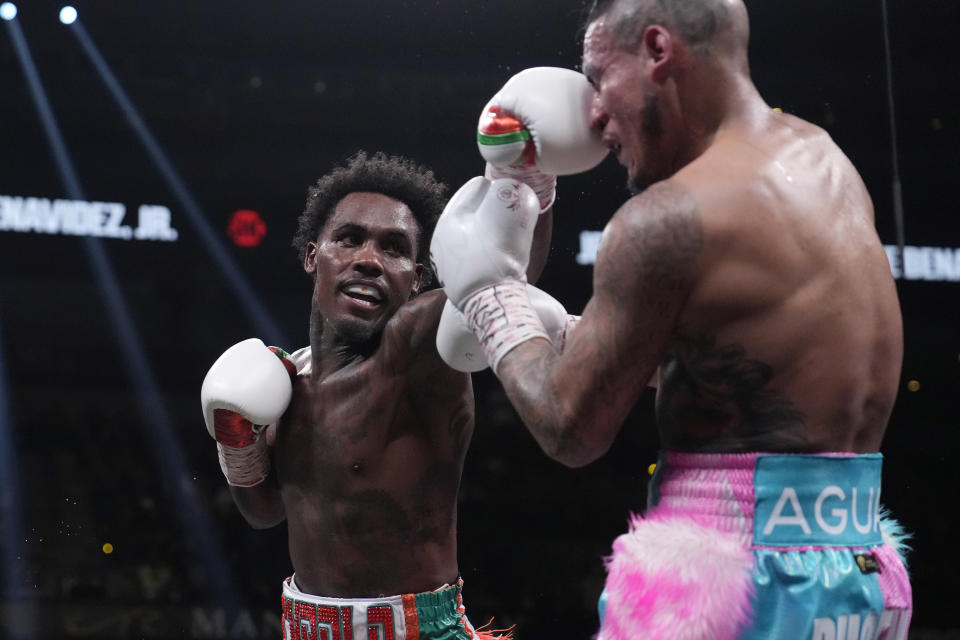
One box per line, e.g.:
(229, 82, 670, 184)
(274, 291, 474, 597)
(657, 112, 903, 453)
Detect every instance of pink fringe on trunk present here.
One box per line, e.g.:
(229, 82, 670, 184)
(598, 514, 756, 640)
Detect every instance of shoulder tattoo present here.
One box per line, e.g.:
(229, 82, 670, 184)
(596, 181, 704, 306)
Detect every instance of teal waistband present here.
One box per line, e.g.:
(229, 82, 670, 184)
(753, 453, 884, 548)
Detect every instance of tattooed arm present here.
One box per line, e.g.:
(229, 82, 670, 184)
(527, 207, 554, 285)
(496, 181, 704, 467)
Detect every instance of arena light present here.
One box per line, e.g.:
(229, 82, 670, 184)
(58, 5, 77, 24)
(880, 0, 906, 271)
(6, 7, 82, 194)
(81, 238, 244, 611)
(0, 3, 17, 21)
(1, 16, 43, 630)
(228, 209, 267, 247)
(0, 313, 25, 600)
(66, 19, 289, 347)
(9, 13, 242, 613)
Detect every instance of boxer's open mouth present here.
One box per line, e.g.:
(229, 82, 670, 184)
(341, 283, 383, 307)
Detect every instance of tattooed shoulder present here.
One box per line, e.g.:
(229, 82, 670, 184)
(596, 181, 704, 304)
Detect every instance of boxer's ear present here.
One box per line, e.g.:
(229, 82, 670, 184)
(644, 25, 676, 85)
(304, 242, 319, 274)
(410, 263, 424, 297)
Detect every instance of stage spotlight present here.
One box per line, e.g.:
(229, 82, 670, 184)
(66, 20, 288, 346)
(0, 3, 17, 21)
(8, 11, 241, 610)
(59, 5, 77, 24)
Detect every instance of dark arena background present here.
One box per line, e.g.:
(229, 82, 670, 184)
(1, 0, 958, 638)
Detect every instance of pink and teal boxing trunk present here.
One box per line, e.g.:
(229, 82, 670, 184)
(597, 452, 912, 640)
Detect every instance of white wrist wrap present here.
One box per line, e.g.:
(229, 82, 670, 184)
(485, 163, 556, 212)
(217, 430, 269, 487)
(463, 279, 549, 375)
(558, 314, 581, 354)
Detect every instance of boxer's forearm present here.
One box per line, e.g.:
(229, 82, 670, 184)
(526, 208, 553, 285)
(496, 336, 621, 468)
(229, 477, 286, 529)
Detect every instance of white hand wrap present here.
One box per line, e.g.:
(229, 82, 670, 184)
(216, 429, 269, 487)
(462, 279, 549, 374)
(485, 162, 556, 212)
(201, 338, 294, 487)
(438, 286, 578, 373)
(558, 314, 582, 354)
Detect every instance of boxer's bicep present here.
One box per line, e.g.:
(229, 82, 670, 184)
(496, 183, 702, 467)
(596, 181, 703, 373)
(553, 183, 704, 456)
(379, 290, 447, 374)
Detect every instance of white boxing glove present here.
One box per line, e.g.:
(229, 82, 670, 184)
(437, 302, 488, 373)
(430, 176, 541, 307)
(431, 176, 550, 372)
(437, 285, 582, 372)
(477, 67, 608, 210)
(528, 286, 581, 354)
(200, 338, 296, 487)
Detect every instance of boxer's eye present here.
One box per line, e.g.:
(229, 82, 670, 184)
(381, 234, 412, 258)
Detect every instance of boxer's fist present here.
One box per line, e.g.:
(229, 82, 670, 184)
(201, 338, 295, 486)
(478, 66, 606, 174)
(430, 176, 540, 308)
(477, 67, 608, 210)
(528, 285, 580, 354)
(437, 302, 487, 373)
(437, 285, 580, 372)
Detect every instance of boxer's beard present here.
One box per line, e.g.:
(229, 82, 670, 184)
(627, 92, 664, 196)
(337, 318, 382, 351)
(313, 308, 382, 357)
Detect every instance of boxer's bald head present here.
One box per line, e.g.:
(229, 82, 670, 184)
(580, 0, 759, 190)
(584, 0, 750, 64)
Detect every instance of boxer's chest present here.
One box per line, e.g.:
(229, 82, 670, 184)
(284, 365, 418, 463)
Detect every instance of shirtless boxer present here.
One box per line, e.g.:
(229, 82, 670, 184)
(430, 1, 913, 638)
(198, 148, 578, 639)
